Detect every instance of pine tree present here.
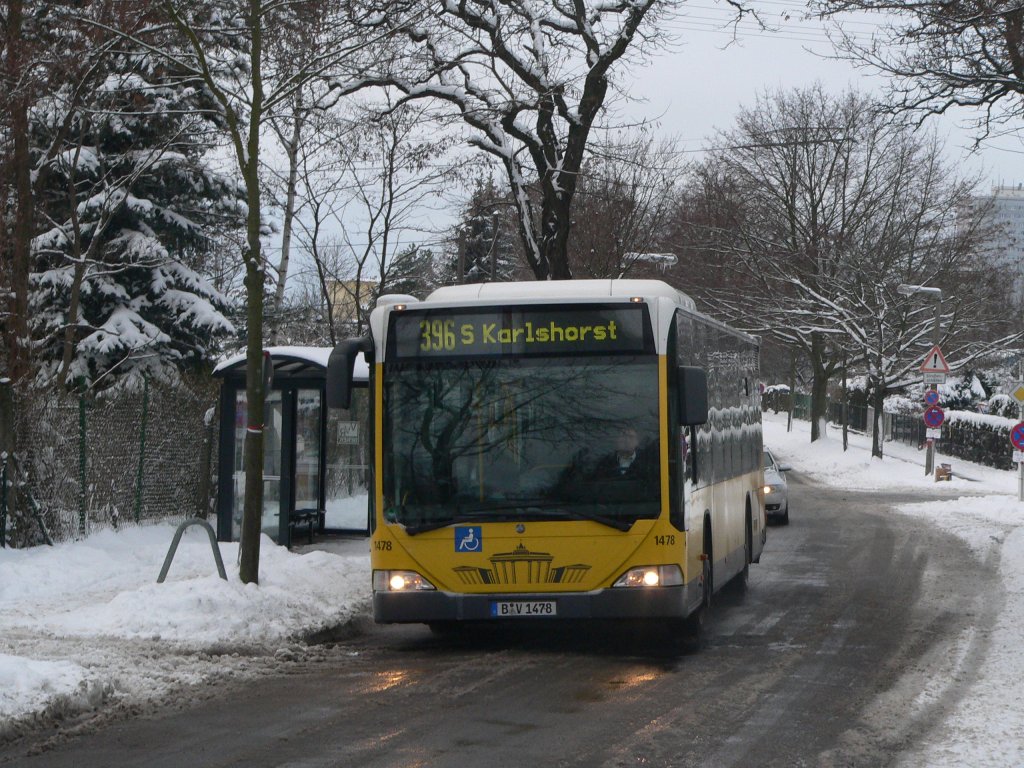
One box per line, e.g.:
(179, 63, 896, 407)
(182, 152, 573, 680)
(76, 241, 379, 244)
(29, 45, 245, 391)
(441, 178, 521, 285)
(384, 244, 437, 299)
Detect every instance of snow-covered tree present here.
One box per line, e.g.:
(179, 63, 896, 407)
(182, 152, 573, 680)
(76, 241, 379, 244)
(29, 52, 244, 391)
(1, 0, 119, 382)
(820, 0, 1024, 138)
(358, 0, 676, 280)
(690, 85, 1011, 446)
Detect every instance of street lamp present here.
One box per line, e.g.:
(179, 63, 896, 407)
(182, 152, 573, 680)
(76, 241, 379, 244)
(898, 284, 944, 476)
(623, 252, 678, 275)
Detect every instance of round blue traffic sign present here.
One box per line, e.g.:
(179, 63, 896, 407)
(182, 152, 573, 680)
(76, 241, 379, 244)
(923, 406, 945, 428)
(924, 390, 940, 406)
(1011, 422, 1024, 452)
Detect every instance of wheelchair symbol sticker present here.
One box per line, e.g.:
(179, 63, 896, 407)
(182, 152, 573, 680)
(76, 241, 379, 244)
(455, 526, 482, 552)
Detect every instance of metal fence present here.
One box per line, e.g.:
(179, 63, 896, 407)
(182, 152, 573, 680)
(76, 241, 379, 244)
(888, 412, 927, 449)
(1, 378, 218, 547)
(826, 401, 869, 432)
(770, 392, 869, 433)
(773, 392, 1014, 472)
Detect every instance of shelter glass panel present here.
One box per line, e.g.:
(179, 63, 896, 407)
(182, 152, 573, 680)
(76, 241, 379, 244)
(325, 387, 370, 530)
(232, 390, 284, 540)
(295, 389, 321, 510)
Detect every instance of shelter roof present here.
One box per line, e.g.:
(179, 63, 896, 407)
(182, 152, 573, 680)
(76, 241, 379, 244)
(213, 346, 368, 381)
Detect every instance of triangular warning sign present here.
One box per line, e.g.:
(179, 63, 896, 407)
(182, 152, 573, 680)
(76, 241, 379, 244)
(920, 344, 950, 374)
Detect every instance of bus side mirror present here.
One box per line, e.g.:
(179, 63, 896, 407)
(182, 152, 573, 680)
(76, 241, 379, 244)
(327, 337, 371, 409)
(677, 366, 708, 426)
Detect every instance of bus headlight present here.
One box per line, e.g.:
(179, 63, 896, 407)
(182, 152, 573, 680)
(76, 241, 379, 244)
(612, 565, 683, 588)
(373, 570, 436, 592)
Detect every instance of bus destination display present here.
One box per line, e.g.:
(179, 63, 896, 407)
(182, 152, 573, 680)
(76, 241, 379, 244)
(389, 305, 651, 359)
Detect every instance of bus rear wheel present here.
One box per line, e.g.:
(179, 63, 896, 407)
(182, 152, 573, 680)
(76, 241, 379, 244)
(702, 525, 713, 609)
(728, 509, 752, 596)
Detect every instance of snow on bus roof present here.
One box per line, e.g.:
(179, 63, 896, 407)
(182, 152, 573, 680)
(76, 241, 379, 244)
(426, 279, 696, 310)
(213, 346, 369, 380)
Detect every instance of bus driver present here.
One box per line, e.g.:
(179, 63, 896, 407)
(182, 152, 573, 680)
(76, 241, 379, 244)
(593, 426, 655, 480)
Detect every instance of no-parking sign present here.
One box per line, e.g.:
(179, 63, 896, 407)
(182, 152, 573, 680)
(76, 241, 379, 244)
(923, 406, 945, 429)
(1011, 422, 1024, 452)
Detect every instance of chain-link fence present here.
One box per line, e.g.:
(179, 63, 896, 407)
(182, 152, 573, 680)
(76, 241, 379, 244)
(1, 378, 218, 547)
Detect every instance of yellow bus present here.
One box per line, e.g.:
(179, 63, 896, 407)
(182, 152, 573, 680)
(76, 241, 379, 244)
(327, 279, 765, 641)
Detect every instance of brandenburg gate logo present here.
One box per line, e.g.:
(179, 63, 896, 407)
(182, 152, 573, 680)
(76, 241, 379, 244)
(453, 543, 591, 585)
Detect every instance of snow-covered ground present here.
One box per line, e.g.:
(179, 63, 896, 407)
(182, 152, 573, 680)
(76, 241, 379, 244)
(1, 411, 1021, 765)
(0, 527, 371, 741)
(762, 413, 1024, 768)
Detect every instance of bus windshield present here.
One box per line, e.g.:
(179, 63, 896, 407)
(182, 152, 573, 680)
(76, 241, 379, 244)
(382, 356, 661, 532)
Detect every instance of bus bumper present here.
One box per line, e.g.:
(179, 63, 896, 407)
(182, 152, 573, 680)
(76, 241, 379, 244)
(373, 583, 703, 623)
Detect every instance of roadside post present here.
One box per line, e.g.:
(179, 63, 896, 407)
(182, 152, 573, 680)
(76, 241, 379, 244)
(919, 344, 950, 477)
(898, 284, 944, 477)
(1010, 379, 1024, 502)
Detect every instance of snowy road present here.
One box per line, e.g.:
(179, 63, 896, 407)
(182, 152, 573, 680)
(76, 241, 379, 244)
(1, 476, 997, 768)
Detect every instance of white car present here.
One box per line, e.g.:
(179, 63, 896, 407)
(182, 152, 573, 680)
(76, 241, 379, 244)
(763, 448, 792, 525)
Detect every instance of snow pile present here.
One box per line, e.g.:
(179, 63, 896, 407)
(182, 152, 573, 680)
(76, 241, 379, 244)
(0, 526, 369, 736)
(0, 655, 104, 724)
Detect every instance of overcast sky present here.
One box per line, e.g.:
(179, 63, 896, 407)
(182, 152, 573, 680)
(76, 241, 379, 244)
(274, 4, 1024, 277)
(619, 2, 1024, 190)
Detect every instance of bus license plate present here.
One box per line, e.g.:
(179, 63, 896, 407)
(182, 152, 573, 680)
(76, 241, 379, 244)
(490, 600, 556, 618)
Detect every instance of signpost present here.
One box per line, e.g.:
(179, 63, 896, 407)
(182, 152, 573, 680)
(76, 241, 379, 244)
(923, 391, 941, 439)
(920, 346, 950, 477)
(1013, 375, 1024, 502)
(1013, 422, 1024, 498)
(900, 284, 945, 477)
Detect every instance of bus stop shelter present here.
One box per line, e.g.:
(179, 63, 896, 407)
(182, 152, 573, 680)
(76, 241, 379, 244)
(212, 347, 369, 546)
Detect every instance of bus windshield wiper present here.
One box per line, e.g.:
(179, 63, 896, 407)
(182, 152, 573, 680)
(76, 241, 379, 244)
(404, 509, 519, 535)
(532, 507, 634, 531)
(476, 499, 635, 531)
(405, 503, 633, 534)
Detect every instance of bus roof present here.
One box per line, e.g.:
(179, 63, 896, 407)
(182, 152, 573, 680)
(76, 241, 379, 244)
(424, 279, 696, 311)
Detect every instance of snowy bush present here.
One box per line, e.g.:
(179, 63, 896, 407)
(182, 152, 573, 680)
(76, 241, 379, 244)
(984, 394, 1018, 418)
(937, 372, 991, 411)
(883, 394, 919, 415)
(761, 384, 791, 413)
(940, 411, 1016, 471)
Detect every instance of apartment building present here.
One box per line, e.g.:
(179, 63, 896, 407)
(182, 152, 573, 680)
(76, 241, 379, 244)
(976, 184, 1024, 307)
